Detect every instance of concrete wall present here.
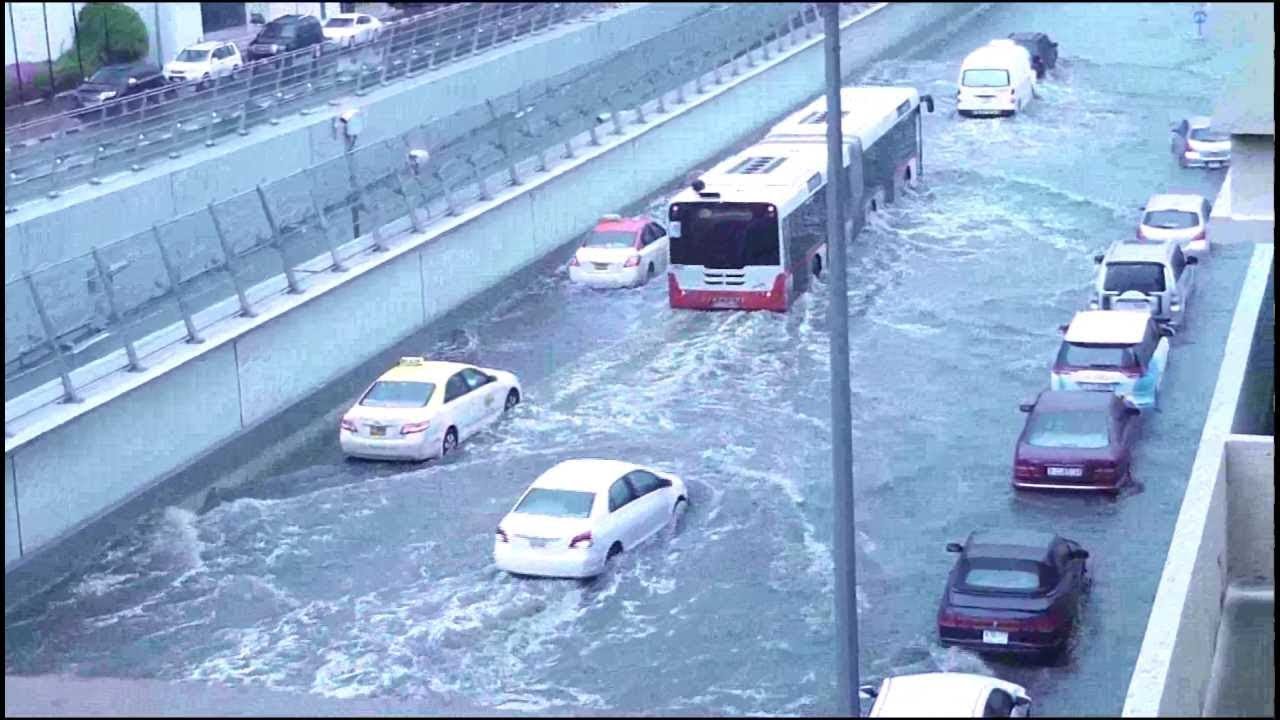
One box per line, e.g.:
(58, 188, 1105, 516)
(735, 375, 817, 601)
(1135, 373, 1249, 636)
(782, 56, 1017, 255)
(4, 2, 986, 572)
(1122, 243, 1275, 716)
(3, 3, 714, 282)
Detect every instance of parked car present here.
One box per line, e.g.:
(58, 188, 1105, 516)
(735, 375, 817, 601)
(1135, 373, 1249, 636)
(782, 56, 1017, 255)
(937, 530, 1089, 661)
(1171, 116, 1231, 168)
(339, 356, 521, 461)
(164, 40, 242, 84)
(246, 14, 326, 62)
(1050, 310, 1170, 409)
(73, 61, 165, 109)
(1090, 241, 1198, 332)
(322, 13, 384, 46)
(1007, 32, 1058, 79)
(1133, 193, 1211, 260)
(567, 214, 669, 288)
(495, 459, 688, 579)
(860, 673, 1032, 717)
(1012, 389, 1141, 493)
(956, 39, 1036, 117)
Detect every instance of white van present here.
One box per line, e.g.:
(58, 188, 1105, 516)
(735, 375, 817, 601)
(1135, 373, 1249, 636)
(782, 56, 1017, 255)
(956, 40, 1036, 117)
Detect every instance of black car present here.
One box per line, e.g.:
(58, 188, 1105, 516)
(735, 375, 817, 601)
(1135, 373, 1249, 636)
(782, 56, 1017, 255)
(245, 14, 325, 62)
(1008, 32, 1058, 79)
(936, 529, 1088, 661)
(73, 61, 166, 109)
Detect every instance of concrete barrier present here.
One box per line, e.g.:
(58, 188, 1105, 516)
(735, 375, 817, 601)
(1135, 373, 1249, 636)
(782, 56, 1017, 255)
(4, 2, 989, 574)
(2, 3, 717, 282)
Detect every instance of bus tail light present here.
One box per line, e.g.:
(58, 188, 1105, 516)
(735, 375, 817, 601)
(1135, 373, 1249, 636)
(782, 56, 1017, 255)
(569, 531, 593, 549)
(624, 255, 641, 268)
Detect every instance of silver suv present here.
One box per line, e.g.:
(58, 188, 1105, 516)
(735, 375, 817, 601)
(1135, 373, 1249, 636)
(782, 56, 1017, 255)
(1090, 241, 1198, 333)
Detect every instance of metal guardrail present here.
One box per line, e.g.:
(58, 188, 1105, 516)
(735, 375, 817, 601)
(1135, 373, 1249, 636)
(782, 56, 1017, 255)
(4, 2, 868, 422)
(3, 2, 607, 212)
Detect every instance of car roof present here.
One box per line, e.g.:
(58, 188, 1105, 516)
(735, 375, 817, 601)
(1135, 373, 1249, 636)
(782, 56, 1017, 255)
(965, 529, 1058, 562)
(327, 12, 371, 19)
(876, 673, 1021, 715)
(1105, 242, 1173, 263)
(593, 216, 648, 233)
(1008, 31, 1049, 42)
(376, 359, 474, 384)
(184, 40, 230, 51)
(532, 459, 640, 493)
(1034, 389, 1115, 412)
(1065, 310, 1150, 345)
(1187, 115, 1214, 128)
(1144, 193, 1205, 212)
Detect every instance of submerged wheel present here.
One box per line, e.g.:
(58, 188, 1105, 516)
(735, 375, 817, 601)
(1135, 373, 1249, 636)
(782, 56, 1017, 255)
(504, 388, 520, 411)
(647, 263, 656, 283)
(442, 427, 458, 456)
(812, 254, 822, 278)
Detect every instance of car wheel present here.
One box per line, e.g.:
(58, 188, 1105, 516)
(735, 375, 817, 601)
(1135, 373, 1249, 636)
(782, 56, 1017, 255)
(812, 253, 823, 278)
(504, 388, 520, 412)
(665, 496, 688, 537)
(607, 542, 623, 562)
(442, 427, 458, 456)
(646, 263, 656, 284)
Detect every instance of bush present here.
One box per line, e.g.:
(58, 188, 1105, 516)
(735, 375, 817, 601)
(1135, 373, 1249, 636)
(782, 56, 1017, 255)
(59, 3, 150, 81)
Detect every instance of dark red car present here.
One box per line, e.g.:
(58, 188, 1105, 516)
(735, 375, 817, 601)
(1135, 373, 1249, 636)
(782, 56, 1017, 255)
(1012, 390, 1141, 493)
(937, 530, 1090, 662)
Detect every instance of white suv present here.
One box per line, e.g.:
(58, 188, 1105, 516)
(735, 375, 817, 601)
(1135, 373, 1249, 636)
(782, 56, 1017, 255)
(164, 41, 242, 84)
(1090, 241, 1198, 333)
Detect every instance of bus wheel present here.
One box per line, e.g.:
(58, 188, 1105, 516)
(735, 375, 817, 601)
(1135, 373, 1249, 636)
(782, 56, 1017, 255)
(812, 253, 822, 278)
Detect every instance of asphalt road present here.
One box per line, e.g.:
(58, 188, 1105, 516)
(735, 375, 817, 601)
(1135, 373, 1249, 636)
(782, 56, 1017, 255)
(3, 3, 1257, 716)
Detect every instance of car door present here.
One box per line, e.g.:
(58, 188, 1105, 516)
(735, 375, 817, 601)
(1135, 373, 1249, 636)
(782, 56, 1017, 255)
(646, 223, 669, 273)
(1170, 245, 1194, 305)
(604, 477, 642, 549)
(1171, 120, 1188, 155)
(442, 372, 476, 438)
(356, 15, 374, 43)
(623, 470, 671, 547)
(460, 367, 501, 427)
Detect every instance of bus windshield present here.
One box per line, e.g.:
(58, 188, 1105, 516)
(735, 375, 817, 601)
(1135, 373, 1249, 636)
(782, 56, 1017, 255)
(670, 202, 780, 268)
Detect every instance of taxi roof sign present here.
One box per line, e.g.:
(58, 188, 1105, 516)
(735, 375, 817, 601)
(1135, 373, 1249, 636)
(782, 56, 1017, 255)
(398, 356, 426, 366)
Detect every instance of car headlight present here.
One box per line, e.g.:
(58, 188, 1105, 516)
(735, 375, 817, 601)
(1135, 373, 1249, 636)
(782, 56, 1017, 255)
(98, 90, 118, 100)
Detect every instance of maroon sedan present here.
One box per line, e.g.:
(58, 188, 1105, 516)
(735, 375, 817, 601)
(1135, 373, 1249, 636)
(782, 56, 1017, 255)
(1011, 389, 1140, 493)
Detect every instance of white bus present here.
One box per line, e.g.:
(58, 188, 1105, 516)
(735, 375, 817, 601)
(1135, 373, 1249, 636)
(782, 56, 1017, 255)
(667, 86, 933, 311)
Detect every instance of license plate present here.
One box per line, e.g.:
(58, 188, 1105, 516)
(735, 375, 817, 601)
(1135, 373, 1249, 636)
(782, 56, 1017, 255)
(710, 297, 741, 309)
(1207, 161, 1224, 168)
(1080, 383, 1115, 392)
(369, 425, 386, 437)
(1048, 466, 1084, 477)
(591, 263, 610, 271)
(527, 537, 549, 548)
(983, 630, 1009, 645)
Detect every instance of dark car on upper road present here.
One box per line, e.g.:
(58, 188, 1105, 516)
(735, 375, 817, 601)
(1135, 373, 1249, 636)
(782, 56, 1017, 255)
(73, 61, 166, 110)
(245, 14, 326, 63)
(1012, 390, 1141, 493)
(937, 530, 1090, 662)
(1007, 32, 1058, 79)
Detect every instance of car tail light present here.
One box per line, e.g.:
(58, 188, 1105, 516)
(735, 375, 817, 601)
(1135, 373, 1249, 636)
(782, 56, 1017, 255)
(1014, 461, 1039, 479)
(1191, 229, 1206, 243)
(623, 255, 641, 268)
(938, 607, 983, 628)
(340, 417, 357, 432)
(495, 527, 509, 543)
(568, 255, 580, 268)
(1135, 227, 1145, 240)
(1093, 464, 1118, 481)
(400, 420, 430, 435)
(569, 531, 593, 549)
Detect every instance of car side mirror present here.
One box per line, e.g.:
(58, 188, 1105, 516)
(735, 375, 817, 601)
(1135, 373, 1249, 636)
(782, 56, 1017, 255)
(485, 374, 498, 383)
(1058, 323, 1069, 334)
(1185, 256, 1199, 265)
(1019, 402, 1035, 413)
(1093, 253, 1104, 264)
(1070, 549, 1090, 560)
(1125, 406, 1141, 416)
(858, 684, 878, 699)
(921, 94, 935, 113)
(946, 542, 963, 553)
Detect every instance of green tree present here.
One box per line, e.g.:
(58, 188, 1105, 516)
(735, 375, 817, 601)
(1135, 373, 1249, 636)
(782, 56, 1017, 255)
(50, 3, 150, 90)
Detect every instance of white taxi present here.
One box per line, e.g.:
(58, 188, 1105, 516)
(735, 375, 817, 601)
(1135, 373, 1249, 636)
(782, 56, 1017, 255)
(339, 357, 521, 461)
(861, 673, 1031, 717)
(567, 214, 669, 288)
(495, 459, 688, 579)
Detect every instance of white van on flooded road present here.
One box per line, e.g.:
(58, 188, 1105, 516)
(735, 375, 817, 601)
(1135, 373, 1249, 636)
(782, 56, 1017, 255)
(956, 40, 1037, 117)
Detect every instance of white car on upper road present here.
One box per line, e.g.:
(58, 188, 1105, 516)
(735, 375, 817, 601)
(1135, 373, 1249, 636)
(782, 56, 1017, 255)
(567, 214, 669, 288)
(1132, 192, 1212, 260)
(495, 459, 688, 579)
(861, 672, 1032, 717)
(340, 357, 521, 461)
(322, 13, 384, 46)
(163, 41, 242, 84)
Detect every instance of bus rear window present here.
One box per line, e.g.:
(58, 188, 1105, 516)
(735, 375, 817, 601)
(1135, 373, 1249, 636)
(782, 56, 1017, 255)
(669, 202, 780, 268)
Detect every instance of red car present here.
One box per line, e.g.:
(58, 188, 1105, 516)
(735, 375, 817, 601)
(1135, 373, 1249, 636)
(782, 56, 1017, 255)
(1012, 389, 1140, 493)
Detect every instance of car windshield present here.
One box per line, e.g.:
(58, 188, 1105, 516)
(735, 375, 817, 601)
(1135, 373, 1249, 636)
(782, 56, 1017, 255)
(584, 230, 635, 249)
(962, 68, 1010, 87)
(1189, 127, 1230, 142)
(1142, 209, 1199, 229)
(258, 23, 296, 40)
(959, 558, 1053, 594)
(1026, 409, 1110, 449)
(1104, 262, 1166, 293)
(88, 66, 133, 84)
(325, 17, 355, 27)
(670, 202, 780, 268)
(1057, 342, 1138, 369)
(176, 48, 211, 62)
(514, 488, 595, 518)
(359, 381, 435, 408)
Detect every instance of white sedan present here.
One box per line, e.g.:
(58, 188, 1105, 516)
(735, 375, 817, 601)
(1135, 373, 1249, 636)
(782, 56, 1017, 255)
(322, 13, 384, 46)
(862, 673, 1031, 717)
(495, 459, 688, 579)
(340, 357, 521, 461)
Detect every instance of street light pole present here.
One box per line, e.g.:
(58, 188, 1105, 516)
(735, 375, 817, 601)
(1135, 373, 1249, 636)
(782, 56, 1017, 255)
(822, 3, 860, 716)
